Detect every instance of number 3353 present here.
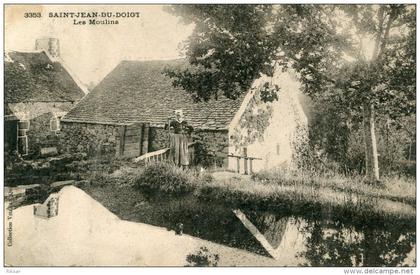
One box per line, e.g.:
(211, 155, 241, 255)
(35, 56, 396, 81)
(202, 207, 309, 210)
(24, 12, 41, 18)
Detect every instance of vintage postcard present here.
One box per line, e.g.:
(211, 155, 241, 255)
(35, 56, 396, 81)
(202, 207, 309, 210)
(3, 3, 416, 270)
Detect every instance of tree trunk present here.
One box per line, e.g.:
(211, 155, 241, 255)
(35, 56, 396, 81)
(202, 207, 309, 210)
(363, 103, 380, 181)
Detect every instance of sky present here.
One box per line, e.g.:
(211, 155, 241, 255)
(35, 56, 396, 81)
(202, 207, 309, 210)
(4, 4, 389, 88)
(5, 5, 194, 86)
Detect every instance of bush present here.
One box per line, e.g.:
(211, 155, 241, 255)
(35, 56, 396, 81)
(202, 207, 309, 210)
(110, 166, 142, 184)
(135, 162, 196, 196)
(89, 172, 115, 187)
(185, 246, 219, 267)
(251, 169, 281, 183)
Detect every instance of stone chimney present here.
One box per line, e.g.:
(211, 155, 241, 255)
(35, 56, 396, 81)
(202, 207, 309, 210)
(35, 37, 60, 59)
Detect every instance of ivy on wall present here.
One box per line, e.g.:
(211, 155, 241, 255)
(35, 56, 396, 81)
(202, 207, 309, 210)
(230, 80, 309, 168)
(290, 99, 310, 170)
(291, 123, 310, 170)
(230, 83, 276, 151)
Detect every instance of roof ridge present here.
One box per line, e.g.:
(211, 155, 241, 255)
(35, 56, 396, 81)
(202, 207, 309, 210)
(5, 49, 45, 54)
(119, 58, 186, 63)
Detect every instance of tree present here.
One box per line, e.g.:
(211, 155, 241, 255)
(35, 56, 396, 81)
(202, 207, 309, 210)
(163, 5, 280, 101)
(166, 4, 416, 181)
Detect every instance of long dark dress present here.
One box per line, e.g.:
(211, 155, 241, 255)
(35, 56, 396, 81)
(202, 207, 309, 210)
(166, 120, 193, 166)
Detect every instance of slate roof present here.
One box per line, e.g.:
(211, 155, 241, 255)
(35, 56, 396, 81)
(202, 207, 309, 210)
(5, 51, 85, 103)
(62, 59, 244, 130)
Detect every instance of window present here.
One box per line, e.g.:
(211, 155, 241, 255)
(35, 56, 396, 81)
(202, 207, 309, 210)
(50, 116, 61, 132)
(17, 120, 29, 155)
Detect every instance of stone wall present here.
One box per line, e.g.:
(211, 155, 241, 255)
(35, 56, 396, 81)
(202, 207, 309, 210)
(194, 129, 229, 167)
(149, 127, 229, 167)
(59, 122, 121, 157)
(59, 122, 229, 166)
(27, 112, 60, 156)
(7, 102, 76, 157)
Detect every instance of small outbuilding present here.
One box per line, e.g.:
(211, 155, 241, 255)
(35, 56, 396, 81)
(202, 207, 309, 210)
(5, 38, 87, 157)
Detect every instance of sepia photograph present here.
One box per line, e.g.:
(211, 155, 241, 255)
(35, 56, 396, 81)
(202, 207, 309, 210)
(2, 2, 416, 270)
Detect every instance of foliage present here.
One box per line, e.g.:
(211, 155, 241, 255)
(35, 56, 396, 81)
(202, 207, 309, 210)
(306, 100, 415, 176)
(166, 5, 415, 111)
(276, 5, 415, 117)
(299, 221, 415, 266)
(185, 246, 220, 267)
(166, 4, 416, 178)
(230, 88, 274, 150)
(291, 121, 311, 171)
(193, 142, 226, 168)
(5, 152, 91, 186)
(89, 172, 115, 188)
(164, 5, 280, 102)
(135, 162, 198, 196)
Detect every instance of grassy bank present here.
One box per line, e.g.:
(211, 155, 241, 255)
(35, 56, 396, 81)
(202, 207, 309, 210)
(78, 161, 415, 230)
(199, 175, 415, 229)
(251, 169, 416, 207)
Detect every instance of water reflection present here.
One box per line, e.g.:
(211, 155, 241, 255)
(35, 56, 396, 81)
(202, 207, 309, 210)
(236, 210, 309, 265)
(240, 210, 415, 266)
(298, 220, 416, 267)
(131, 197, 270, 256)
(112, 192, 416, 266)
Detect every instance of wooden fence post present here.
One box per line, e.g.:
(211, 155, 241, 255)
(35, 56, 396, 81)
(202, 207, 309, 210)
(142, 123, 150, 154)
(138, 123, 144, 155)
(243, 147, 248, 175)
(119, 125, 126, 156)
(249, 158, 253, 175)
(236, 157, 240, 174)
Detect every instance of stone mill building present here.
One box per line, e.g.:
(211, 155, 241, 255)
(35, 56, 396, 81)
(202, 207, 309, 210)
(4, 38, 87, 157)
(61, 59, 308, 172)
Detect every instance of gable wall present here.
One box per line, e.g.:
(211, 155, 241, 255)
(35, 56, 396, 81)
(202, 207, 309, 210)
(228, 72, 308, 172)
(8, 102, 75, 121)
(7, 102, 75, 157)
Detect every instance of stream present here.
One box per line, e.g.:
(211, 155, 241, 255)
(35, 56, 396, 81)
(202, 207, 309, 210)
(118, 193, 416, 266)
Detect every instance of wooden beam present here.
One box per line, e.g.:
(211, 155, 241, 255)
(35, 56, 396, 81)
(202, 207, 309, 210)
(123, 143, 140, 152)
(243, 147, 248, 175)
(236, 157, 240, 174)
(249, 159, 253, 175)
(139, 123, 143, 155)
(142, 123, 150, 154)
(228, 154, 262, 160)
(119, 125, 126, 156)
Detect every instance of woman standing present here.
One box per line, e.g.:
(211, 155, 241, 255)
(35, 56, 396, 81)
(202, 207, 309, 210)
(166, 110, 193, 168)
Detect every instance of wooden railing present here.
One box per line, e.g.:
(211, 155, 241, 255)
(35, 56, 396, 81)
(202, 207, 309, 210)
(133, 142, 197, 164)
(134, 148, 170, 163)
(228, 148, 262, 175)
